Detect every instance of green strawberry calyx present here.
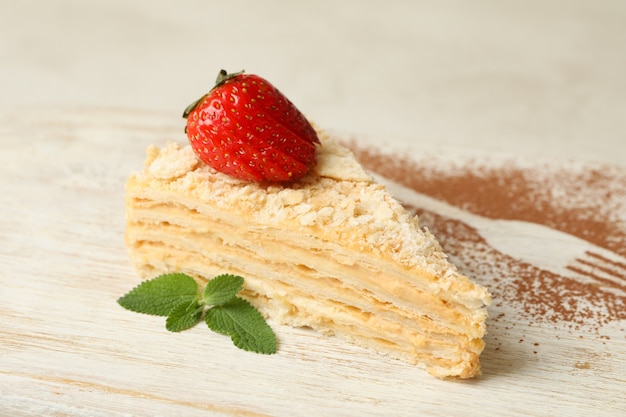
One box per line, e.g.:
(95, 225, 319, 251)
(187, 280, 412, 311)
(182, 69, 244, 119)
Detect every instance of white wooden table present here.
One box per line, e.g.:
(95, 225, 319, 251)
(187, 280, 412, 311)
(1, 1, 625, 416)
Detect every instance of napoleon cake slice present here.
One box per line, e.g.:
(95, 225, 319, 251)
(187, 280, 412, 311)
(125, 131, 491, 378)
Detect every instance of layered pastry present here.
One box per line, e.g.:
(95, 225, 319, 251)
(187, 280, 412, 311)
(125, 131, 491, 379)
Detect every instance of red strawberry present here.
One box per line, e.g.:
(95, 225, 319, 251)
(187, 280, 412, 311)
(183, 69, 320, 182)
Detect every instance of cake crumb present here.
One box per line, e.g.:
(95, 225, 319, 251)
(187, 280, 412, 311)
(147, 142, 199, 179)
(314, 131, 373, 182)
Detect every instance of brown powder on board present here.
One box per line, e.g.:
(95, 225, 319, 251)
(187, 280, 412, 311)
(354, 146, 626, 258)
(348, 143, 626, 330)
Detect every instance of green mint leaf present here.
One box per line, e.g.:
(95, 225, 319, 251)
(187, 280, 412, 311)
(202, 274, 244, 306)
(118, 273, 198, 316)
(166, 300, 203, 332)
(205, 297, 277, 354)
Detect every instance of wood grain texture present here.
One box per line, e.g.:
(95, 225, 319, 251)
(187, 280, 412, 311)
(1, 108, 625, 416)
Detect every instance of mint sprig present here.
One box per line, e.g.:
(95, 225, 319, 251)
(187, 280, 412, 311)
(118, 273, 277, 354)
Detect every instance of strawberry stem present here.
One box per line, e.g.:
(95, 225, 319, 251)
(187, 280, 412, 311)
(182, 69, 245, 119)
(182, 94, 206, 119)
(215, 69, 244, 88)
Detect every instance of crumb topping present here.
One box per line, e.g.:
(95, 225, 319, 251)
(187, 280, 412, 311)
(146, 143, 198, 179)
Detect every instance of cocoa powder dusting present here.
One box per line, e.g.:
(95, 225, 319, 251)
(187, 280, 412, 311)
(349, 142, 626, 331)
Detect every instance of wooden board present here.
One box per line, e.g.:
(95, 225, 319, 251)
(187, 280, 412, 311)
(1, 108, 625, 416)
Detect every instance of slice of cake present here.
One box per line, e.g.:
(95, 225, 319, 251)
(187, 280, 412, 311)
(125, 131, 491, 379)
